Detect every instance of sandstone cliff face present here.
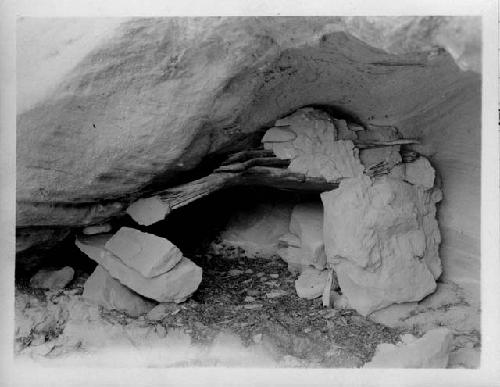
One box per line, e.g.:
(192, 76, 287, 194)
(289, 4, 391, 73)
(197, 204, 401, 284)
(16, 17, 481, 295)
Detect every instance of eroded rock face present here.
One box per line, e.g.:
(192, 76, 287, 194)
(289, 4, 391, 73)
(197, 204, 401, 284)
(321, 175, 442, 315)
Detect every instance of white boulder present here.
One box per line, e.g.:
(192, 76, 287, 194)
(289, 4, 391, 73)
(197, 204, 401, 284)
(104, 227, 183, 278)
(29, 266, 74, 290)
(321, 176, 441, 315)
(364, 328, 453, 368)
(76, 235, 202, 303)
(83, 265, 155, 317)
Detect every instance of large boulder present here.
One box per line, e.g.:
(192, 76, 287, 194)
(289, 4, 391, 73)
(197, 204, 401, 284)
(83, 265, 156, 317)
(76, 235, 202, 303)
(321, 176, 442, 315)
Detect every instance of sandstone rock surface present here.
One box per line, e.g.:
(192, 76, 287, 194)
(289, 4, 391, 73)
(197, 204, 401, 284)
(76, 235, 202, 303)
(104, 227, 183, 278)
(29, 266, 74, 290)
(364, 328, 453, 368)
(321, 176, 442, 315)
(83, 265, 155, 317)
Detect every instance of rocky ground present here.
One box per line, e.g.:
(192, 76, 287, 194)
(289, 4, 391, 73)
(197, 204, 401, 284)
(15, 249, 408, 367)
(14, 245, 480, 368)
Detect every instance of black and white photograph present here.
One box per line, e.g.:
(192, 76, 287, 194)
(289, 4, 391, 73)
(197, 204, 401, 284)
(1, 0, 499, 386)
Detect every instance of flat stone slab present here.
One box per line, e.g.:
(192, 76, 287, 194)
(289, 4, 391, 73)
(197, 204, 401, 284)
(76, 235, 202, 303)
(104, 227, 183, 278)
(83, 265, 155, 317)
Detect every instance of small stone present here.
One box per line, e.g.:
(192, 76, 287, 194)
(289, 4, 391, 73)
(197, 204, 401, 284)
(304, 327, 312, 333)
(332, 291, 350, 309)
(252, 333, 263, 344)
(244, 304, 263, 310)
(269, 274, 279, 279)
(265, 290, 288, 299)
(244, 296, 255, 302)
(30, 333, 46, 346)
(256, 272, 265, 277)
(228, 269, 244, 276)
(146, 303, 180, 321)
(295, 267, 329, 299)
(246, 290, 260, 296)
(104, 227, 183, 278)
(30, 266, 74, 290)
(155, 324, 167, 338)
(324, 309, 338, 319)
(244, 269, 253, 274)
(83, 223, 112, 235)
